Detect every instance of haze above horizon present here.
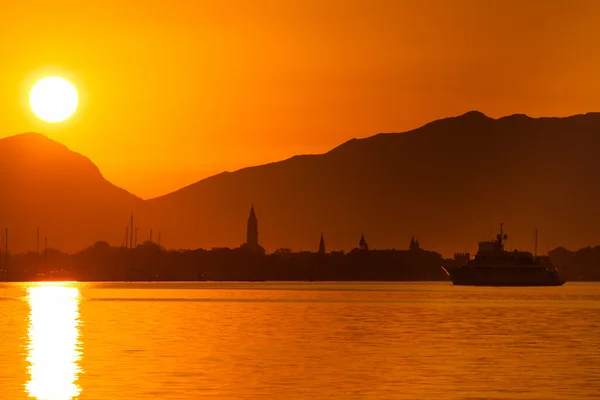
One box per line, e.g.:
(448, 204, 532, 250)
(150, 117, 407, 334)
(2, 0, 600, 198)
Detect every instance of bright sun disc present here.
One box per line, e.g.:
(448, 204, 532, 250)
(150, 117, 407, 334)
(30, 77, 78, 123)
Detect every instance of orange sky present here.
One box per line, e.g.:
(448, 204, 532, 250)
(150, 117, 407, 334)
(1, 0, 600, 199)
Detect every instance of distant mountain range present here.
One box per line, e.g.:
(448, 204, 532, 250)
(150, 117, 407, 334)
(0, 133, 145, 253)
(3, 111, 600, 255)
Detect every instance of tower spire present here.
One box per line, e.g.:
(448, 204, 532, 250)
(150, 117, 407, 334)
(319, 234, 326, 255)
(359, 234, 369, 251)
(242, 205, 265, 254)
(247, 205, 258, 248)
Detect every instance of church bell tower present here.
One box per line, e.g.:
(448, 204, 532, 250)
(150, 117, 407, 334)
(247, 205, 259, 248)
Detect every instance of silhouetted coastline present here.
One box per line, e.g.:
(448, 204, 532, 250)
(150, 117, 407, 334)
(0, 240, 445, 282)
(6, 112, 600, 258)
(1, 208, 599, 283)
(1, 240, 599, 283)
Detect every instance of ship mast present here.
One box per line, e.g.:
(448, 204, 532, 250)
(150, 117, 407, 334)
(534, 228, 538, 258)
(496, 223, 508, 251)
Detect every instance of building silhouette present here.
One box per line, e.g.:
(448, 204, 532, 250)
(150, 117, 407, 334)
(409, 236, 421, 251)
(240, 205, 266, 254)
(318, 234, 326, 255)
(247, 205, 258, 246)
(359, 234, 369, 251)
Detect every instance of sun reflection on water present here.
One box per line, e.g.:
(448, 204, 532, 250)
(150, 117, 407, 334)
(26, 284, 82, 400)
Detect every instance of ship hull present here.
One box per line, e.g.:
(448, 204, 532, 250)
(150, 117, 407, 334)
(442, 266, 566, 286)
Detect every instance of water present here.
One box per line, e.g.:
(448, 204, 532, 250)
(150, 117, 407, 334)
(1, 282, 599, 400)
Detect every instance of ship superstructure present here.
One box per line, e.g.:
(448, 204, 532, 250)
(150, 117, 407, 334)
(442, 225, 565, 286)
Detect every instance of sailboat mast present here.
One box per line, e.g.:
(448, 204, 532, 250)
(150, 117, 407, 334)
(534, 229, 538, 258)
(36, 227, 40, 255)
(5, 228, 8, 280)
(45, 237, 48, 272)
(129, 214, 134, 250)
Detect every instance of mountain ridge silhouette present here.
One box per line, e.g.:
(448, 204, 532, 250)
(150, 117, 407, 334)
(3, 110, 600, 255)
(0, 132, 145, 253)
(147, 110, 600, 255)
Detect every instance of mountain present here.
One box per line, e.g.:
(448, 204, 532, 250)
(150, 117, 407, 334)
(0, 133, 145, 253)
(148, 111, 600, 256)
(4, 111, 600, 256)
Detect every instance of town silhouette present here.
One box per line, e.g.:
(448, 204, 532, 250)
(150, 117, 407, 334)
(0, 204, 598, 282)
(3, 2, 600, 399)
(2, 111, 600, 282)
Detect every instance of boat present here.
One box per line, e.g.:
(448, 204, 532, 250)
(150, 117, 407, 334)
(442, 224, 565, 286)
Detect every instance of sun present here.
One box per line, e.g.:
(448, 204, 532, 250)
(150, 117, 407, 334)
(30, 77, 79, 123)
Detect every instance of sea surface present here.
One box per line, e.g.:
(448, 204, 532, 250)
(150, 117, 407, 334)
(0, 282, 599, 400)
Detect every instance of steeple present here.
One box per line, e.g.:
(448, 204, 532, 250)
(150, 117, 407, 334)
(318, 234, 326, 255)
(247, 205, 258, 248)
(359, 234, 369, 251)
(409, 236, 420, 251)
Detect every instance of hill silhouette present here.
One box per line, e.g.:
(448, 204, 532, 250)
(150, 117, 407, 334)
(0, 133, 145, 253)
(4, 111, 600, 256)
(148, 111, 600, 256)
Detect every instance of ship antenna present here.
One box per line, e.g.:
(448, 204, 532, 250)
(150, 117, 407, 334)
(497, 222, 504, 245)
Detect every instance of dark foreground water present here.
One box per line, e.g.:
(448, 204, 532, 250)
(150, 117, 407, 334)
(0, 282, 599, 399)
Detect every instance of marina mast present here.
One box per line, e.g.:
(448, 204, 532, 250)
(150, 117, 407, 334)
(129, 214, 134, 249)
(4, 228, 8, 281)
(45, 237, 48, 273)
